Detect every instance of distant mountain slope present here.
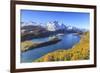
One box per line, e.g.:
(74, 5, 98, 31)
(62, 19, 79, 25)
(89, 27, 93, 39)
(21, 21, 85, 41)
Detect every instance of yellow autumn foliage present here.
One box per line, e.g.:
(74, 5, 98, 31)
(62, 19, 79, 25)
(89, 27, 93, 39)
(34, 32, 90, 62)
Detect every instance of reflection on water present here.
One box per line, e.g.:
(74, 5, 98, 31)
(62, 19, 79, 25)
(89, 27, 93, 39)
(21, 33, 80, 62)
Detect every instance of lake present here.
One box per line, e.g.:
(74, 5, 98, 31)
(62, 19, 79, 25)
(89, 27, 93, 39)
(21, 33, 80, 62)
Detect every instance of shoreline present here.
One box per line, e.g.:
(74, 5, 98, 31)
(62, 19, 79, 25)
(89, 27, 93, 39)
(21, 38, 61, 52)
(34, 32, 89, 62)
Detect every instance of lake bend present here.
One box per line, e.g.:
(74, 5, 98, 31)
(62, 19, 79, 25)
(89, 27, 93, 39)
(21, 33, 80, 62)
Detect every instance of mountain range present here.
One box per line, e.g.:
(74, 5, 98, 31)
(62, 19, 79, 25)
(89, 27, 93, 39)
(21, 21, 86, 41)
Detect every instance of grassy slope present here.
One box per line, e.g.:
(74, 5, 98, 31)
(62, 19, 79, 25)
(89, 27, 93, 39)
(21, 41, 41, 52)
(34, 32, 90, 62)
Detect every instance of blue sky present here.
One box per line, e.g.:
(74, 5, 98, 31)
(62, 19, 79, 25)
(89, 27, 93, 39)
(21, 10, 90, 29)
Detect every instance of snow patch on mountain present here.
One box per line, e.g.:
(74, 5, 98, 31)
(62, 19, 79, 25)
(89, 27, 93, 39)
(21, 21, 85, 33)
(46, 21, 67, 31)
(46, 22, 57, 31)
(21, 21, 39, 27)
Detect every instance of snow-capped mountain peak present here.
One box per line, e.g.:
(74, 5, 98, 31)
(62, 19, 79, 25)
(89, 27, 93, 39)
(46, 21, 57, 31)
(21, 21, 84, 34)
(46, 21, 67, 31)
(21, 21, 38, 27)
(67, 26, 73, 30)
